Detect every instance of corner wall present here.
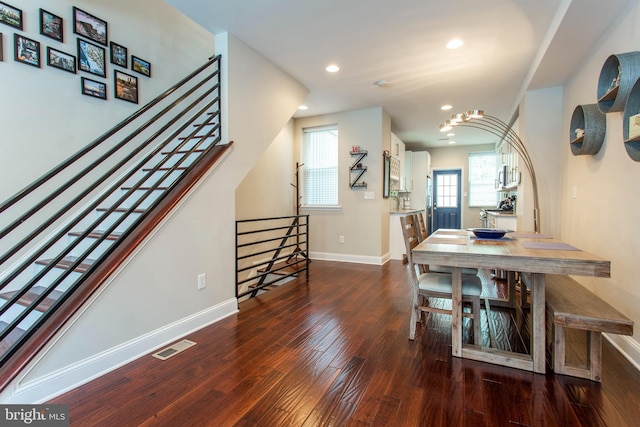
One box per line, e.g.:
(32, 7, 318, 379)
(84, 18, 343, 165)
(293, 108, 391, 264)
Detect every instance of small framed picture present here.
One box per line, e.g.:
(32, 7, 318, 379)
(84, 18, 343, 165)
(14, 34, 40, 68)
(110, 42, 127, 67)
(40, 9, 63, 42)
(81, 77, 107, 100)
(0, 1, 22, 31)
(131, 55, 151, 77)
(114, 70, 138, 104)
(47, 47, 75, 74)
(78, 38, 106, 77)
(0, 33, 3, 61)
(73, 6, 108, 46)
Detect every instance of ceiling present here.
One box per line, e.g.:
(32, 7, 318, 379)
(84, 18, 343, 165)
(167, 0, 632, 149)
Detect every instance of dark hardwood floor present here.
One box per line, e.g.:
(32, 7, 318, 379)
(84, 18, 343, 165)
(49, 260, 640, 426)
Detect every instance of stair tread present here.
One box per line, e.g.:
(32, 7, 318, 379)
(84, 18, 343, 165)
(0, 286, 63, 311)
(68, 231, 121, 240)
(35, 256, 95, 273)
(0, 321, 27, 355)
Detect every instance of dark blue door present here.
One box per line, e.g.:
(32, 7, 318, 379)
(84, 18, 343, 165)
(433, 169, 462, 231)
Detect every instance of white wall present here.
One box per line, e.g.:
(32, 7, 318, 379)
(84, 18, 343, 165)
(549, 3, 640, 367)
(0, 0, 215, 202)
(1, 6, 307, 403)
(519, 87, 564, 237)
(293, 107, 391, 264)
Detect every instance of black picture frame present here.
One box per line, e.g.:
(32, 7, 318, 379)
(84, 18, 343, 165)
(47, 47, 76, 74)
(0, 1, 21, 31)
(40, 9, 63, 42)
(110, 41, 127, 67)
(131, 55, 151, 77)
(81, 77, 107, 100)
(14, 34, 40, 68)
(77, 38, 106, 77)
(114, 70, 138, 104)
(0, 33, 3, 61)
(73, 6, 108, 46)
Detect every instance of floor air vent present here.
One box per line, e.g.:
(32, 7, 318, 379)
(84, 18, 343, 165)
(152, 339, 196, 360)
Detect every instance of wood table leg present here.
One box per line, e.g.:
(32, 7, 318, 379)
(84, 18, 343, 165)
(451, 267, 462, 357)
(530, 272, 546, 373)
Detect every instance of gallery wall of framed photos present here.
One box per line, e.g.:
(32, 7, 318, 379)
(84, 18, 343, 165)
(0, 1, 154, 103)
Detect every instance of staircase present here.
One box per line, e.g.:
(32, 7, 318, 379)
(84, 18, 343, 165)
(0, 56, 227, 384)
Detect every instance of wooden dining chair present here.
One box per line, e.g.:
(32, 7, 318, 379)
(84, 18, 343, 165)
(412, 213, 477, 275)
(400, 214, 483, 342)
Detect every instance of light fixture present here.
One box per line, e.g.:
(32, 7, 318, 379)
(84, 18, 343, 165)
(448, 140, 456, 144)
(446, 38, 464, 49)
(439, 110, 540, 233)
(325, 64, 340, 73)
(298, 105, 309, 110)
(373, 80, 389, 88)
(447, 133, 455, 137)
(441, 104, 453, 111)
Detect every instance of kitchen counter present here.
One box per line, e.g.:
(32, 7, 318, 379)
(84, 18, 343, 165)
(486, 210, 515, 217)
(390, 209, 424, 214)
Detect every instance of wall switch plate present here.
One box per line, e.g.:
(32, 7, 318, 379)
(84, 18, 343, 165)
(339, 235, 345, 244)
(364, 191, 374, 199)
(572, 185, 578, 199)
(197, 273, 206, 290)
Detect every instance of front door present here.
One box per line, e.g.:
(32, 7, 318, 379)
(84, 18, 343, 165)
(433, 169, 462, 231)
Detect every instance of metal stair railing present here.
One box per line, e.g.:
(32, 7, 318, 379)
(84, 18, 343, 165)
(0, 55, 225, 368)
(236, 215, 310, 299)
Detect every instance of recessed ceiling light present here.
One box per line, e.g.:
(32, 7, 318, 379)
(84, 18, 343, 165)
(448, 140, 456, 144)
(326, 64, 340, 73)
(298, 105, 309, 110)
(447, 133, 455, 137)
(446, 39, 464, 49)
(441, 104, 453, 111)
(373, 80, 389, 88)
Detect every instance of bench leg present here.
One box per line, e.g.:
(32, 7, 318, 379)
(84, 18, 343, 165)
(588, 331, 602, 382)
(553, 324, 567, 375)
(553, 325, 603, 382)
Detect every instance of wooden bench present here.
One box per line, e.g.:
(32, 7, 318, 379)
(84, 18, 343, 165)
(544, 274, 633, 382)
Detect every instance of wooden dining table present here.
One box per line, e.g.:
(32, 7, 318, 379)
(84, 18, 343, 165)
(411, 229, 611, 373)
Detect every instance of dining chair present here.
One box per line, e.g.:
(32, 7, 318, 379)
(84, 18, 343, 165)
(412, 213, 477, 275)
(400, 214, 483, 342)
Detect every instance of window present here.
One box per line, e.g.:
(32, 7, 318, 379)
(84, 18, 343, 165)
(302, 125, 339, 207)
(436, 173, 459, 208)
(468, 151, 497, 207)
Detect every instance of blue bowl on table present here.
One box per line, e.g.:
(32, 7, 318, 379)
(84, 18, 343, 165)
(469, 228, 512, 239)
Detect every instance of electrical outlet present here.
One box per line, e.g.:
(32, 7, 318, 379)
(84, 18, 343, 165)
(197, 273, 206, 290)
(339, 235, 345, 244)
(364, 191, 374, 200)
(572, 185, 578, 199)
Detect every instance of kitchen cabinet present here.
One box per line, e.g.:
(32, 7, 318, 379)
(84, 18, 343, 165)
(486, 211, 517, 231)
(404, 151, 412, 191)
(410, 151, 431, 212)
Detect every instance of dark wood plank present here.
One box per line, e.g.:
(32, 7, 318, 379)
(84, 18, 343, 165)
(47, 260, 640, 426)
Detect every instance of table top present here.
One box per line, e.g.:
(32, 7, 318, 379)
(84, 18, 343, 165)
(412, 229, 610, 278)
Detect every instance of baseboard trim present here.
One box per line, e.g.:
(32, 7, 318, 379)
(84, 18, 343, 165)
(604, 333, 640, 373)
(310, 251, 386, 265)
(2, 298, 238, 404)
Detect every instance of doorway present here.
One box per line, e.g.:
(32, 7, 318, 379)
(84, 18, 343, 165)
(433, 169, 462, 231)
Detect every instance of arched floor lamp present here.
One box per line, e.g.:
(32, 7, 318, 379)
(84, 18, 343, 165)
(440, 110, 540, 233)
